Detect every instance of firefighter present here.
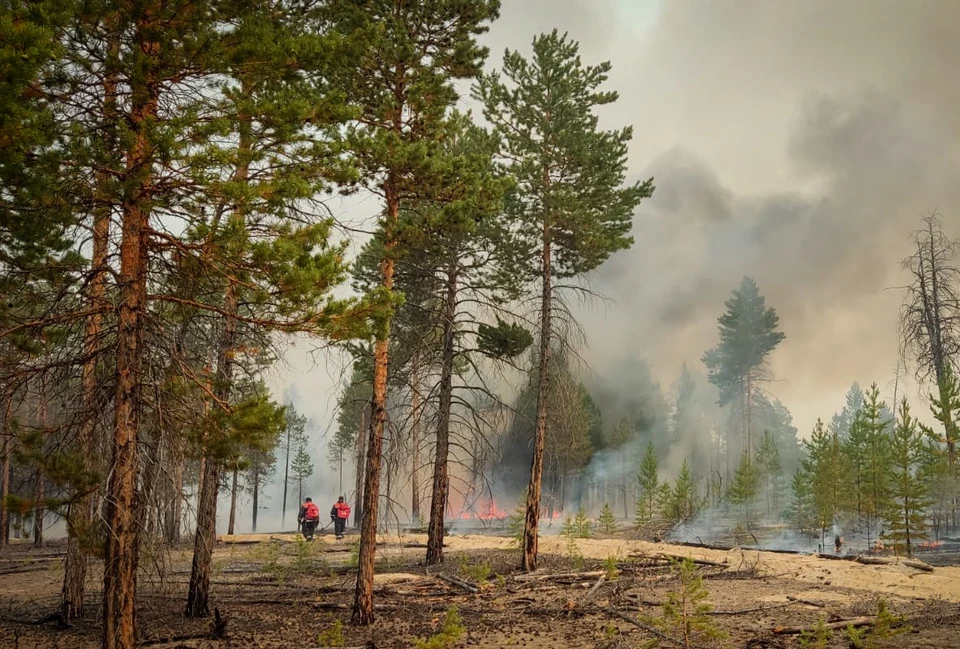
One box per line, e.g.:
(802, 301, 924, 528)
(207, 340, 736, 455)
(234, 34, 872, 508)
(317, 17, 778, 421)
(298, 497, 320, 541)
(331, 496, 350, 540)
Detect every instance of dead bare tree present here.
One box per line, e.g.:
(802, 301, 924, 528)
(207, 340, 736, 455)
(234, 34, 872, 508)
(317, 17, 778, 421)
(900, 211, 960, 463)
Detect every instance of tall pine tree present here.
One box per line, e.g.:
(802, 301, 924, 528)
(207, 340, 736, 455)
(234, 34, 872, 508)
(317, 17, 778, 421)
(477, 30, 653, 571)
(702, 277, 785, 459)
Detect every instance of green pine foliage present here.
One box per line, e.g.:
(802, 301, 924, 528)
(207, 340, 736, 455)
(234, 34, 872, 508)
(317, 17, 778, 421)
(804, 419, 851, 542)
(884, 399, 931, 556)
(641, 557, 727, 649)
(702, 277, 785, 456)
(756, 430, 784, 517)
(636, 442, 663, 526)
(598, 503, 619, 534)
(726, 455, 760, 526)
(664, 460, 698, 524)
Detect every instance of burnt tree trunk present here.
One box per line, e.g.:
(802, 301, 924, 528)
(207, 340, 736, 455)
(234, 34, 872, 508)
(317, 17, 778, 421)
(103, 12, 158, 644)
(351, 181, 398, 625)
(426, 262, 458, 565)
(522, 216, 552, 572)
(227, 468, 238, 536)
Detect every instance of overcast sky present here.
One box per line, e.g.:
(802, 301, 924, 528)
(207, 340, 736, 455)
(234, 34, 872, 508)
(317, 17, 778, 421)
(269, 0, 960, 457)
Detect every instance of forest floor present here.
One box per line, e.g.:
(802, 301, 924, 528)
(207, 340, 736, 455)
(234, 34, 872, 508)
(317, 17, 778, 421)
(2, 530, 960, 648)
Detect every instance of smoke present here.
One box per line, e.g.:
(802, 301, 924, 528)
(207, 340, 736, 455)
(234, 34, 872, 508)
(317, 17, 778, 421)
(565, 1, 960, 438)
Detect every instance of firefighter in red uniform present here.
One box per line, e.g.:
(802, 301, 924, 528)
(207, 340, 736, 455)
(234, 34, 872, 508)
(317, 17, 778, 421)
(298, 497, 320, 540)
(331, 496, 350, 540)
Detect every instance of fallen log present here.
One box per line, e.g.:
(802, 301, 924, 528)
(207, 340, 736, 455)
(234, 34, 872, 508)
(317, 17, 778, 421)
(659, 553, 728, 568)
(903, 559, 934, 572)
(436, 574, 479, 594)
(513, 570, 605, 582)
(855, 555, 894, 567)
(774, 616, 876, 635)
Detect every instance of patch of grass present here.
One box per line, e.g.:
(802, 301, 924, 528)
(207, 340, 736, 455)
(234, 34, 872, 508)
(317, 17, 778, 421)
(414, 606, 466, 649)
(457, 555, 491, 584)
(348, 540, 360, 568)
(317, 620, 345, 647)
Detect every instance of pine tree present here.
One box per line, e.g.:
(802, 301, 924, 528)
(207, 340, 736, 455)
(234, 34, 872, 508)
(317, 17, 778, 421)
(756, 430, 784, 518)
(702, 277, 785, 459)
(859, 384, 893, 547)
(291, 445, 315, 507)
(727, 455, 760, 526)
(884, 399, 931, 556)
(478, 30, 653, 571)
(830, 383, 865, 440)
(920, 364, 960, 538)
(598, 503, 619, 534)
(805, 419, 851, 547)
(665, 460, 698, 524)
(635, 442, 662, 525)
(788, 468, 814, 533)
(332, 0, 501, 623)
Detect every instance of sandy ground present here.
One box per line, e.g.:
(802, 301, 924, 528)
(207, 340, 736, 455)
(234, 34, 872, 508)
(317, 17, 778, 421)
(2, 531, 960, 648)
(224, 530, 960, 604)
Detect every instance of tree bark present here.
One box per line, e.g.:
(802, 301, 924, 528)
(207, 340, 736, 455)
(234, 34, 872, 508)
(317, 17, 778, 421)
(282, 426, 290, 528)
(103, 10, 158, 644)
(185, 281, 236, 617)
(32, 472, 44, 549)
(227, 468, 238, 536)
(354, 409, 366, 528)
(351, 181, 398, 625)
(426, 263, 458, 565)
(252, 466, 259, 533)
(186, 84, 250, 615)
(0, 396, 10, 546)
(410, 360, 422, 523)
(522, 215, 552, 572)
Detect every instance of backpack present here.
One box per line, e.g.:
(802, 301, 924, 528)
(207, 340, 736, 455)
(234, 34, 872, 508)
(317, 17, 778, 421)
(336, 502, 351, 519)
(304, 502, 319, 521)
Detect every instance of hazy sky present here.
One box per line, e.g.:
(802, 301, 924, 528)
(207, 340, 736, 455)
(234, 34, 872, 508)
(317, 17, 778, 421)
(270, 0, 960, 464)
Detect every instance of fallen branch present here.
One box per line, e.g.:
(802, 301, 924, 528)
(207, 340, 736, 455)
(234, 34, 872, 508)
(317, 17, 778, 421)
(607, 607, 680, 646)
(659, 553, 728, 568)
(582, 574, 606, 601)
(513, 570, 605, 582)
(436, 574, 479, 594)
(774, 616, 875, 635)
(786, 595, 826, 608)
(854, 556, 894, 567)
(707, 601, 795, 616)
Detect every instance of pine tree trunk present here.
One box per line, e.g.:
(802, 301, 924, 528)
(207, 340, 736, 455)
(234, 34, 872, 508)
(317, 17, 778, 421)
(522, 217, 552, 572)
(164, 449, 184, 544)
(0, 417, 9, 546)
(33, 472, 44, 549)
(410, 363, 422, 523)
(426, 265, 458, 564)
(351, 181, 398, 625)
(252, 466, 259, 533)
(186, 91, 249, 615)
(354, 409, 366, 528)
(227, 468, 238, 536)
(282, 427, 290, 528)
(103, 16, 158, 641)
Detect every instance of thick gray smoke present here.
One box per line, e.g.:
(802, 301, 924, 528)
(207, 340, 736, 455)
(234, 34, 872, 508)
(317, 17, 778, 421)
(562, 0, 960, 438)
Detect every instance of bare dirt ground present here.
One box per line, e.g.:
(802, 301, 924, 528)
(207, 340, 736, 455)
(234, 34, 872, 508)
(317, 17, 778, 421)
(2, 531, 960, 648)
